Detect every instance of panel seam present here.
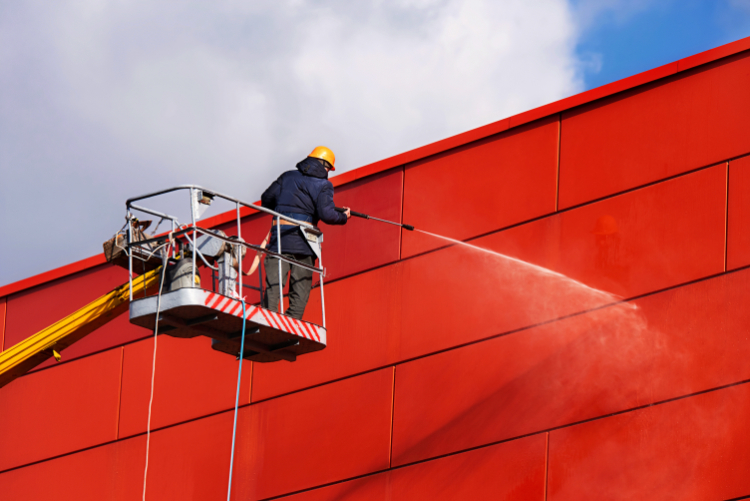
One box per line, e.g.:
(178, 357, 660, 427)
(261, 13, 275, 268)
(115, 347, 124, 439)
(389, 365, 396, 468)
(249, 361, 254, 404)
(399, 165, 406, 261)
(544, 432, 550, 500)
(558, 158, 737, 212)
(555, 114, 561, 212)
(725, 161, 730, 272)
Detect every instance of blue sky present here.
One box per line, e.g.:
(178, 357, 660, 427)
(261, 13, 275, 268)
(575, 0, 750, 89)
(1, 0, 749, 287)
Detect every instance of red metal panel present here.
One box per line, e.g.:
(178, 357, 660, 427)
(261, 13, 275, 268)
(0, 348, 122, 471)
(118, 334, 251, 438)
(399, 164, 725, 360)
(320, 168, 403, 281)
(275, 474, 388, 500)
(390, 434, 546, 500)
(2, 411, 235, 500)
(402, 117, 559, 258)
(0, 253, 106, 299)
(392, 266, 750, 466)
(4, 264, 147, 370)
(279, 434, 546, 500)
(142, 411, 233, 500)
(559, 51, 750, 209)
(231, 368, 393, 499)
(0, 437, 144, 501)
(727, 155, 750, 270)
(253, 267, 400, 402)
(547, 383, 750, 501)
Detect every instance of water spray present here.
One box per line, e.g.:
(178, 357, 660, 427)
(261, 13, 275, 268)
(334, 207, 610, 299)
(335, 207, 415, 231)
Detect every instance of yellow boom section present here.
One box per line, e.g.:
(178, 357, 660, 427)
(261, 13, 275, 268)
(0, 267, 162, 389)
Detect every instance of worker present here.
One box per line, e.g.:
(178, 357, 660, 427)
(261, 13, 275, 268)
(260, 146, 350, 319)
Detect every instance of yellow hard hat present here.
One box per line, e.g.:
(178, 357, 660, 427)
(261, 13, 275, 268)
(308, 146, 335, 171)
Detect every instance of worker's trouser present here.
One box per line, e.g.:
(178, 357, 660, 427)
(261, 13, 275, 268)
(264, 254, 314, 320)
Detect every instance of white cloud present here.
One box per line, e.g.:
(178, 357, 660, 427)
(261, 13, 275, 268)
(1, 0, 592, 285)
(49, 0, 582, 175)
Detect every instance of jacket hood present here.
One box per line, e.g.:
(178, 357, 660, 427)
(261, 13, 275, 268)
(296, 157, 330, 179)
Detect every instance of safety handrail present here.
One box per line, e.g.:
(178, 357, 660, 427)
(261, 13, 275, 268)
(127, 226, 324, 275)
(124, 185, 327, 328)
(126, 184, 317, 230)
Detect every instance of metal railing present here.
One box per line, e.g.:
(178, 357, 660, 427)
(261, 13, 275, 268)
(123, 185, 327, 328)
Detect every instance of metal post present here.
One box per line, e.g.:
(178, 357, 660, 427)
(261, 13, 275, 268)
(127, 214, 134, 300)
(259, 257, 264, 306)
(190, 188, 197, 289)
(277, 216, 283, 313)
(319, 252, 326, 329)
(236, 202, 242, 299)
(171, 220, 176, 258)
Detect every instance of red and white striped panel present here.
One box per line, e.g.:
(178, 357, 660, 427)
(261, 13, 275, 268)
(202, 291, 325, 343)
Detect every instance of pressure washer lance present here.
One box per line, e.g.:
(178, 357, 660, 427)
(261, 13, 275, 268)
(335, 207, 415, 231)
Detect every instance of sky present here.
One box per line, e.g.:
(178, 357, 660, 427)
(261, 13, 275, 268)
(1, 0, 749, 287)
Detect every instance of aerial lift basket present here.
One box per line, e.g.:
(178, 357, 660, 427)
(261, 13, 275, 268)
(124, 185, 328, 363)
(129, 288, 326, 362)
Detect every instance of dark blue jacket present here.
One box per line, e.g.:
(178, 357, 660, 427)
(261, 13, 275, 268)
(261, 157, 347, 256)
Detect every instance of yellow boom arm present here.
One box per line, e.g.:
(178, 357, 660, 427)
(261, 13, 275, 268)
(0, 267, 162, 389)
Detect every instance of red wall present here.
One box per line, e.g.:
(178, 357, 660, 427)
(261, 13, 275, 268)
(2, 39, 750, 500)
